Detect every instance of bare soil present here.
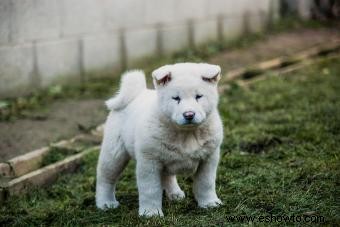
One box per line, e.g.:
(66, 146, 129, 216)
(210, 27, 340, 72)
(1, 27, 339, 161)
(0, 100, 107, 161)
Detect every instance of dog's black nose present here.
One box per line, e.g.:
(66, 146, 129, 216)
(183, 111, 195, 121)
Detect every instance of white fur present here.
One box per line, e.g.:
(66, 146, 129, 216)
(96, 63, 223, 217)
(105, 70, 146, 111)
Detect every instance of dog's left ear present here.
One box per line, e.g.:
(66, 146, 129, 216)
(201, 64, 221, 84)
(152, 66, 172, 88)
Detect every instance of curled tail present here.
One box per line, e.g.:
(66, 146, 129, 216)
(105, 70, 146, 111)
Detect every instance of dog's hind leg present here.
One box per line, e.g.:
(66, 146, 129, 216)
(162, 175, 185, 201)
(96, 114, 130, 209)
(96, 139, 129, 209)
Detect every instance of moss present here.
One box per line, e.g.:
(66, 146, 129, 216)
(41, 139, 98, 167)
(40, 147, 79, 167)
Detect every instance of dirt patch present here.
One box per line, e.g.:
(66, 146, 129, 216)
(0, 99, 107, 161)
(210, 27, 340, 72)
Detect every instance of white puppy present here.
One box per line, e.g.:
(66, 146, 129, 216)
(96, 63, 223, 217)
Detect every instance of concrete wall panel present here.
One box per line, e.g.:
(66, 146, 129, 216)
(103, 0, 145, 29)
(144, 0, 177, 25)
(0, 45, 34, 96)
(60, 0, 106, 36)
(206, 0, 233, 17)
(162, 24, 189, 53)
(194, 19, 218, 46)
(11, 0, 60, 42)
(222, 16, 245, 40)
(36, 39, 80, 86)
(83, 34, 121, 74)
(174, 0, 208, 20)
(125, 28, 157, 66)
(0, 0, 11, 44)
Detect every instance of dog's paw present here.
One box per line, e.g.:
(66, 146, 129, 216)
(139, 208, 164, 217)
(96, 200, 120, 210)
(198, 198, 222, 208)
(167, 190, 185, 201)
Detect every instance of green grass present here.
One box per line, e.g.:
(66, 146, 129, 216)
(1, 56, 339, 226)
(41, 139, 101, 167)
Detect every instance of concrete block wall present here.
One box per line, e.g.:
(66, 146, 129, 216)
(0, 0, 280, 97)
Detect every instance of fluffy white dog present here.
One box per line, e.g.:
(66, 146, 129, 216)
(96, 63, 224, 217)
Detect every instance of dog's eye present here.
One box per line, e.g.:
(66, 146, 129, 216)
(172, 96, 181, 103)
(196, 94, 203, 100)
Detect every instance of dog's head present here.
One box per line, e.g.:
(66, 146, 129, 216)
(152, 63, 221, 128)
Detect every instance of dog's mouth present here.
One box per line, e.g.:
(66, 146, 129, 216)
(182, 122, 197, 127)
(175, 124, 198, 131)
(175, 119, 202, 129)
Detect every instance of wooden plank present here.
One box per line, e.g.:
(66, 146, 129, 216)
(223, 41, 340, 82)
(4, 147, 98, 197)
(8, 147, 49, 178)
(0, 163, 12, 178)
(256, 57, 285, 70)
(224, 68, 247, 82)
(2, 132, 103, 178)
(224, 57, 285, 82)
(233, 53, 340, 89)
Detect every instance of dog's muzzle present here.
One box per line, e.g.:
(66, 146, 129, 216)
(183, 111, 195, 122)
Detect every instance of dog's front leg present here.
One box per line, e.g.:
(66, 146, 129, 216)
(137, 156, 163, 217)
(193, 148, 222, 208)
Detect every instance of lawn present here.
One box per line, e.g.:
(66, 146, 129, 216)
(1, 57, 339, 226)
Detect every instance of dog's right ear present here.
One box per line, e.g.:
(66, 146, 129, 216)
(152, 66, 172, 88)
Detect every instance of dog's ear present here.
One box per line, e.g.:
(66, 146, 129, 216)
(152, 66, 172, 87)
(201, 64, 221, 84)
